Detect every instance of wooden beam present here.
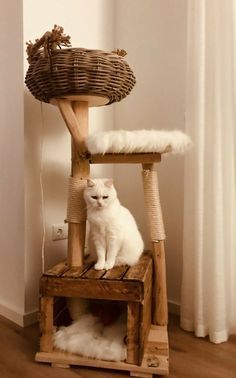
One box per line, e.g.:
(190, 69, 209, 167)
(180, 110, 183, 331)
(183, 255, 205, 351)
(41, 276, 142, 302)
(88, 153, 161, 165)
(57, 99, 85, 155)
(152, 241, 168, 326)
(39, 297, 54, 352)
(127, 302, 140, 365)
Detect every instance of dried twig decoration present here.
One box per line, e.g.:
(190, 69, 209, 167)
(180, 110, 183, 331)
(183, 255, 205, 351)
(26, 25, 71, 63)
(112, 49, 127, 57)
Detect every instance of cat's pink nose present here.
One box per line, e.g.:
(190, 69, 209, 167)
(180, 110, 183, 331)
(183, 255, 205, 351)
(98, 202, 103, 207)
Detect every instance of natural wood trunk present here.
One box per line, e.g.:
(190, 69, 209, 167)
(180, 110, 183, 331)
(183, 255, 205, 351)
(57, 99, 90, 267)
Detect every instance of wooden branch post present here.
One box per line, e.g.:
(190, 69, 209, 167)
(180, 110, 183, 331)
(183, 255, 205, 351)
(57, 99, 90, 267)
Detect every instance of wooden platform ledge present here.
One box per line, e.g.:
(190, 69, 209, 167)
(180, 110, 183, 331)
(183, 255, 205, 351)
(35, 324, 169, 377)
(87, 152, 162, 165)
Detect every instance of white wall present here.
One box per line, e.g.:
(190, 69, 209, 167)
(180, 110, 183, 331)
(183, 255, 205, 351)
(23, 0, 116, 316)
(115, 0, 187, 308)
(0, 0, 25, 322)
(0, 0, 115, 325)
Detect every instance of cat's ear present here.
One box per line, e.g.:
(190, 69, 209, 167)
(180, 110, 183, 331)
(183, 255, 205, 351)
(104, 179, 113, 188)
(87, 178, 95, 187)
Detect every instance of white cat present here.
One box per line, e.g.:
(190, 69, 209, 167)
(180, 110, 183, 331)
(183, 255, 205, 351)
(84, 178, 144, 270)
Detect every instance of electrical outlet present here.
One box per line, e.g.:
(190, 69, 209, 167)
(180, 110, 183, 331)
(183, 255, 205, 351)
(52, 224, 68, 241)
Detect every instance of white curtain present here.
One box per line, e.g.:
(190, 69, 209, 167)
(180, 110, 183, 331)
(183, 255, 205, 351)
(181, 0, 236, 343)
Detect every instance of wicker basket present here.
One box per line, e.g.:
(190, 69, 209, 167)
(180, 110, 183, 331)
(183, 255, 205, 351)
(25, 26, 136, 105)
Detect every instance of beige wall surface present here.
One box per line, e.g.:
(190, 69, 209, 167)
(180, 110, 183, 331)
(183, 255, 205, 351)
(0, 0, 25, 322)
(23, 0, 116, 316)
(114, 0, 187, 308)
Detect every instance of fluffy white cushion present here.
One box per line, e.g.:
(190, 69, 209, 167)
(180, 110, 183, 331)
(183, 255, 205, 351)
(86, 129, 192, 155)
(54, 313, 127, 362)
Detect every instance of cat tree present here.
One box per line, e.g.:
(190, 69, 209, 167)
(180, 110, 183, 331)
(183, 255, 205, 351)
(25, 26, 189, 377)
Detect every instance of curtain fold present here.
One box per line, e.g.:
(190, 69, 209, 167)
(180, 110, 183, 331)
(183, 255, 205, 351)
(181, 0, 236, 343)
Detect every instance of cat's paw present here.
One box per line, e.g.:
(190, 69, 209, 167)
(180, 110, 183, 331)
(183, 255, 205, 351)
(104, 261, 115, 271)
(94, 262, 105, 270)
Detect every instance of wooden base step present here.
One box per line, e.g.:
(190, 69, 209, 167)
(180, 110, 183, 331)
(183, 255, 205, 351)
(35, 325, 169, 377)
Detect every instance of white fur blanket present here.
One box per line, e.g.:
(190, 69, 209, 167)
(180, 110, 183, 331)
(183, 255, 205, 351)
(86, 129, 192, 155)
(54, 313, 127, 362)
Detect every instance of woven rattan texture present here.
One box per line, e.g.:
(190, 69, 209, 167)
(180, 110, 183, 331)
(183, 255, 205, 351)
(25, 48, 136, 104)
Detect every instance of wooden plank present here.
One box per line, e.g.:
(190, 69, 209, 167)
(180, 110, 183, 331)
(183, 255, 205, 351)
(82, 266, 106, 279)
(142, 326, 169, 372)
(35, 350, 169, 375)
(41, 276, 142, 302)
(127, 302, 140, 365)
(152, 241, 168, 326)
(130, 372, 152, 378)
(102, 265, 129, 280)
(62, 262, 93, 278)
(44, 260, 69, 277)
(139, 260, 152, 363)
(51, 363, 70, 369)
(89, 153, 161, 165)
(124, 252, 152, 282)
(39, 297, 54, 352)
(147, 325, 168, 350)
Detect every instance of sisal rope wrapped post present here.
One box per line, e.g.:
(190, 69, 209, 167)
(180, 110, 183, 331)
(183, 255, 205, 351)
(66, 177, 87, 224)
(66, 177, 88, 267)
(142, 163, 168, 326)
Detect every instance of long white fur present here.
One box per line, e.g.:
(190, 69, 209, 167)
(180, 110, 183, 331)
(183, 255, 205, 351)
(84, 178, 144, 270)
(54, 312, 127, 362)
(85, 129, 192, 155)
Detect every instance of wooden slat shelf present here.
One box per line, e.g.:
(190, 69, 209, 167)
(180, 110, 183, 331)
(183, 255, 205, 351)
(41, 252, 152, 302)
(43, 252, 151, 281)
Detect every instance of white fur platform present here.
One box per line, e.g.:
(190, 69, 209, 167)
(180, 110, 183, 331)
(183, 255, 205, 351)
(86, 129, 192, 155)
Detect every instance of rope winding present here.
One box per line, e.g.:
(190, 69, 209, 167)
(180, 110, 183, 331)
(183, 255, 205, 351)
(66, 177, 87, 223)
(142, 168, 166, 241)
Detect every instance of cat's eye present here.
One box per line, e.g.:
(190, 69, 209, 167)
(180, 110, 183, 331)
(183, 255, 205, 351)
(91, 196, 98, 200)
(102, 196, 108, 199)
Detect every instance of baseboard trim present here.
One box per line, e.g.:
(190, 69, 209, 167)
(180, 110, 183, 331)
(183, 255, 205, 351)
(168, 300, 180, 316)
(23, 310, 39, 327)
(0, 303, 38, 327)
